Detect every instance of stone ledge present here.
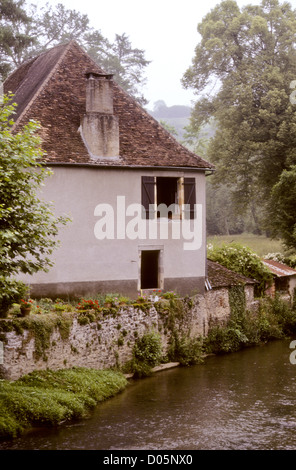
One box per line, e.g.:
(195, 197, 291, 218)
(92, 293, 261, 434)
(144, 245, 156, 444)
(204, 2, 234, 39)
(124, 362, 180, 379)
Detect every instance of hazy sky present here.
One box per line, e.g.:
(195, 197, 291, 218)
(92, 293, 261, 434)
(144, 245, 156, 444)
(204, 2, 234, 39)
(40, 0, 296, 108)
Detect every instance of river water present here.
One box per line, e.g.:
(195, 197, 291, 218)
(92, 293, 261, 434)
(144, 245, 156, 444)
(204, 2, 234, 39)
(1, 338, 296, 451)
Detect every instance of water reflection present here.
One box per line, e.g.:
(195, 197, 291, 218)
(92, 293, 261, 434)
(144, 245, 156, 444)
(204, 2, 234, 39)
(1, 339, 296, 450)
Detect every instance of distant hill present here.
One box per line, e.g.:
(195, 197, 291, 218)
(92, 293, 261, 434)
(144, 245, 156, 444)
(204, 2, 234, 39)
(148, 101, 192, 140)
(150, 103, 191, 119)
(147, 101, 216, 148)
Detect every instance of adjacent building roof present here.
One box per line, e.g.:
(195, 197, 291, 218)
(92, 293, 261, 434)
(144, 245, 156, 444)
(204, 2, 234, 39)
(262, 259, 296, 278)
(207, 259, 256, 289)
(4, 41, 214, 170)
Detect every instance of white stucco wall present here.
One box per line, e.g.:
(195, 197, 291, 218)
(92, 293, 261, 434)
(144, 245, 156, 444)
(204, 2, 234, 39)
(19, 166, 207, 297)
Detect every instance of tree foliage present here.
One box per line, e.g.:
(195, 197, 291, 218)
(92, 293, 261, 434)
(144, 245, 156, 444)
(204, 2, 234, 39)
(183, 0, 296, 234)
(88, 32, 150, 105)
(0, 0, 33, 77)
(0, 1, 150, 104)
(267, 165, 296, 249)
(0, 95, 69, 312)
(207, 242, 273, 295)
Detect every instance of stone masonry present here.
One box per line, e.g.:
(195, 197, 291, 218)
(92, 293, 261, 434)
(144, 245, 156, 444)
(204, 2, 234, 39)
(0, 287, 258, 381)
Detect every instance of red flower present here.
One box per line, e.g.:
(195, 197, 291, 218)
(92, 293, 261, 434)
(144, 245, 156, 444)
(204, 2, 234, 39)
(21, 299, 33, 305)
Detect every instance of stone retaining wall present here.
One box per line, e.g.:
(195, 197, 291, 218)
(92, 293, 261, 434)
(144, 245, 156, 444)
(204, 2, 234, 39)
(0, 287, 258, 381)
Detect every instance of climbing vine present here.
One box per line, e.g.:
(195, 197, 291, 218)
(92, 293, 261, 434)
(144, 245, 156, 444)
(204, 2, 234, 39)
(155, 297, 204, 366)
(228, 285, 246, 324)
(0, 313, 73, 360)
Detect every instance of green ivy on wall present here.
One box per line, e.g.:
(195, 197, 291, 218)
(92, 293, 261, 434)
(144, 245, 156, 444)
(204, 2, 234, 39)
(228, 285, 246, 324)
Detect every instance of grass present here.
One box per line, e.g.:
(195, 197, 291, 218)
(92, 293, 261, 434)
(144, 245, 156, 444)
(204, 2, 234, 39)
(0, 368, 128, 440)
(207, 233, 285, 257)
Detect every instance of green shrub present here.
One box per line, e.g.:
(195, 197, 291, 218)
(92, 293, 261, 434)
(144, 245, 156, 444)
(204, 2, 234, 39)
(168, 333, 204, 366)
(130, 331, 162, 377)
(205, 293, 296, 355)
(129, 361, 153, 378)
(205, 323, 249, 354)
(161, 291, 180, 299)
(0, 278, 29, 318)
(266, 295, 296, 336)
(208, 243, 273, 296)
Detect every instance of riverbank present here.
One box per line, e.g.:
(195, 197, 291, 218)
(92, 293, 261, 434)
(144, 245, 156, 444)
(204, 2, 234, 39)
(0, 360, 182, 441)
(2, 339, 295, 451)
(0, 368, 128, 440)
(1, 291, 296, 441)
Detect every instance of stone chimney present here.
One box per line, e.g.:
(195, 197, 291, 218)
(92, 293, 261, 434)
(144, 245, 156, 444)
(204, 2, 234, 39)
(81, 72, 120, 159)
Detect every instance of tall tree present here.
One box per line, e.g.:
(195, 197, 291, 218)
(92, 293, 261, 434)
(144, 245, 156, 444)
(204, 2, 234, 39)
(267, 165, 296, 250)
(182, 0, 296, 225)
(2, 2, 150, 104)
(0, 94, 69, 314)
(0, 0, 33, 77)
(88, 32, 150, 105)
(29, 2, 89, 52)
(1, 2, 91, 67)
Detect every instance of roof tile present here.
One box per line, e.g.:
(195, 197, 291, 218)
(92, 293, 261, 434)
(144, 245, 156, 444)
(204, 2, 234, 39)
(207, 259, 256, 288)
(4, 41, 214, 170)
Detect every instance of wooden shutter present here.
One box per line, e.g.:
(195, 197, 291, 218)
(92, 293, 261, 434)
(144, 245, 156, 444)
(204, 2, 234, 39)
(183, 177, 196, 219)
(142, 176, 155, 219)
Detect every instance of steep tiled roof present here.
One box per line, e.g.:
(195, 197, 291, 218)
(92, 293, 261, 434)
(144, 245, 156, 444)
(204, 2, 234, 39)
(207, 259, 256, 288)
(4, 41, 213, 169)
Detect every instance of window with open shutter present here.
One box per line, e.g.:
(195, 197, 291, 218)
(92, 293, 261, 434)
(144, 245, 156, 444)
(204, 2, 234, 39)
(142, 176, 155, 219)
(183, 177, 196, 219)
(142, 176, 196, 220)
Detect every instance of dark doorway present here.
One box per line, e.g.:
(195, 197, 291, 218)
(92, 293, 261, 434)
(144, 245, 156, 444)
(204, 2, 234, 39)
(141, 250, 159, 289)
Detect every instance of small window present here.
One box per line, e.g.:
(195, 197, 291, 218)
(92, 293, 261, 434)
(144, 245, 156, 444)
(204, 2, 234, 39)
(141, 176, 196, 220)
(140, 250, 160, 289)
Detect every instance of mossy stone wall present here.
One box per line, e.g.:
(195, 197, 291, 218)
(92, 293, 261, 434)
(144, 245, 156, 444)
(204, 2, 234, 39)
(0, 288, 257, 380)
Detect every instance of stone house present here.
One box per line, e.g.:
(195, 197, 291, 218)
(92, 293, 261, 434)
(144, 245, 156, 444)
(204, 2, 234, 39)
(262, 259, 296, 303)
(205, 259, 258, 327)
(4, 41, 214, 299)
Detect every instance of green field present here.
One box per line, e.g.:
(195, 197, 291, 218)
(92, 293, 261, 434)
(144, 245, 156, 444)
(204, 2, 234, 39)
(207, 233, 285, 257)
